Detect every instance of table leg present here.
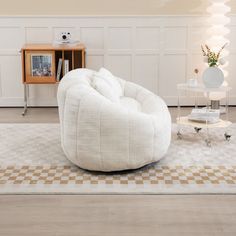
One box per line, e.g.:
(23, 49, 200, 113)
(194, 91, 198, 109)
(177, 89, 182, 139)
(205, 93, 211, 147)
(205, 139, 212, 147)
(224, 90, 231, 141)
(177, 131, 183, 140)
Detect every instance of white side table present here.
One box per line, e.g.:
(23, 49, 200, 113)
(177, 84, 232, 147)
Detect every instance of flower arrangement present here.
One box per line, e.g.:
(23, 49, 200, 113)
(194, 68, 199, 75)
(201, 43, 227, 67)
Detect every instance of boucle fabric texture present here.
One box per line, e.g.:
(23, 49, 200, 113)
(57, 68, 171, 172)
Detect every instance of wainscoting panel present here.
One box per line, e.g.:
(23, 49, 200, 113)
(0, 15, 235, 107)
(108, 27, 132, 50)
(135, 27, 160, 50)
(80, 27, 104, 50)
(229, 26, 236, 51)
(0, 55, 22, 97)
(134, 55, 159, 94)
(25, 27, 52, 44)
(159, 54, 187, 100)
(107, 55, 132, 81)
(163, 26, 188, 51)
(228, 54, 236, 97)
(0, 27, 22, 50)
(86, 55, 104, 71)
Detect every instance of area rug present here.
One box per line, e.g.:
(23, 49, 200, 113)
(0, 123, 235, 194)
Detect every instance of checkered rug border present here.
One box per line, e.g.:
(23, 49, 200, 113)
(1, 165, 235, 186)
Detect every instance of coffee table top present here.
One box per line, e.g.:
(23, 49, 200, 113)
(177, 116, 232, 129)
(177, 83, 232, 93)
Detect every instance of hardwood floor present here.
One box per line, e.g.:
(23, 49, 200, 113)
(0, 107, 59, 123)
(0, 107, 236, 236)
(0, 195, 236, 236)
(0, 106, 236, 123)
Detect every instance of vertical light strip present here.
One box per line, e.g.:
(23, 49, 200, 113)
(207, 0, 231, 78)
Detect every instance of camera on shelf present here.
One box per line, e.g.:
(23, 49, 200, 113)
(60, 32, 72, 43)
(53, 31, 79, 45)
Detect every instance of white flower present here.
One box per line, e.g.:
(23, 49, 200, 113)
(219, 58, 226, 65)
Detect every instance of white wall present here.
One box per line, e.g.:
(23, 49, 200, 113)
(0, 0, 235, 15)
(0, 15, 236, 107)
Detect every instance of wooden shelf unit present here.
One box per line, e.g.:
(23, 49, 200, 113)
(21, 43, 86, 84)
(21, 43, 86, 115)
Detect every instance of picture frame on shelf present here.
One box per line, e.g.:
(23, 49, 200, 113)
(31, 54, 53, 77)
(25, 51, 56, 83)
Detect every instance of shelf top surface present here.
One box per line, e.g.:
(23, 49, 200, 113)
(177, 83, 232, 93)
(177, 116, 232, 128)
(22, 43, 86, 51)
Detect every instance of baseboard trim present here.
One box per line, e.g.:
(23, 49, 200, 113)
(0, 98, 58, 107)
(1, 97, 236, 107)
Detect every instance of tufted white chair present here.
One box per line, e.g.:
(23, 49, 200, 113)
(57, 68, 171, 172)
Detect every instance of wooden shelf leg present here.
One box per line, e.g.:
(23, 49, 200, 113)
(22, 84, 28, 116)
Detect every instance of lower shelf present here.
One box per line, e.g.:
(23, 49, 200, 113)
(176, 116, 232, 129)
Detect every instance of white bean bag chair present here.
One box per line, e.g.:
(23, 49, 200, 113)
(57, 68, 171, 172)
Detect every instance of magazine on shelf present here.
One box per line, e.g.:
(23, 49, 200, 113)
(56, 58, 63, 81)
(188, 108, 220, 124)
(64, 60, 69, 75)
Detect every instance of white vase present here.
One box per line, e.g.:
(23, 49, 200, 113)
(187, 78, 198, 87)
(202, 67, 224, 88)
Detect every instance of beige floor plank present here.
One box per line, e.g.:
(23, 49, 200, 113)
(0, 107, 59, 123)
(0, 195, 236, 236)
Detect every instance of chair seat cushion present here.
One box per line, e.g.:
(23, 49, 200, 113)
(92, 68, 123, 101)
(92, 77, 120, 103)
(120, 97, 141, 112)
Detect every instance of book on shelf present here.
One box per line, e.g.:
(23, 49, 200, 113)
(188, 108, 220, 124)
(56, 58, 63, 81)
(64, 60, 69, 75)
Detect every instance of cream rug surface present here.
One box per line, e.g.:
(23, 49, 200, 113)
(0, 123, 235, 194)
